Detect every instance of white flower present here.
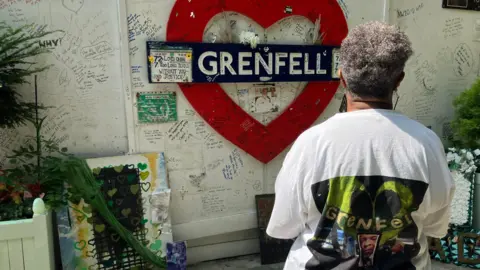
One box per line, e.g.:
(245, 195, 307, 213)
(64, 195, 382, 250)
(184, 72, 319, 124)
(454, 153, 462, 163)
(447, 152, 455, 162)
(466, 152, 474, 160)
(449, 171, 472, 225)
(461, 149, 467, 154)
(449, 147, 457, 152)
(470, 161, 475, 165)
(474, 149, 480, 156)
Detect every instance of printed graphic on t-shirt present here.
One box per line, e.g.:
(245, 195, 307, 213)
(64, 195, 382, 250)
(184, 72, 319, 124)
(306, 176, 429, 270)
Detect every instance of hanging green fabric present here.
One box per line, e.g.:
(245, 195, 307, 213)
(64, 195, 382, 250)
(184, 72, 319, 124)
(63, 157, 167, 269)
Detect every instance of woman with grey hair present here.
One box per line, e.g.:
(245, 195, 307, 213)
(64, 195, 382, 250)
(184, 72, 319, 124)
(267, 21, 454, 270)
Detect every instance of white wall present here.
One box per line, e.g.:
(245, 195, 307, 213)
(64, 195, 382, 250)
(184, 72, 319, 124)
(1, 0, 476, 264)
(391, 0, 480, 141)
(0, 0, 129, 167)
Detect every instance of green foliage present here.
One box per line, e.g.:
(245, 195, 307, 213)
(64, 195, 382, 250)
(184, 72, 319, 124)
(0, 76, 70, 214)
(451, 78, 480, 149)
(0, 197, 34, 221)
(0, 85, 40, 128)
(3, 128, 72, 210)
(0, 22, 59, 128)
(0, 22, 57, 85)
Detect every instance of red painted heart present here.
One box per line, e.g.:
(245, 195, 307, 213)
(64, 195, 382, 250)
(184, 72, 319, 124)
(167, 0, 348, 163)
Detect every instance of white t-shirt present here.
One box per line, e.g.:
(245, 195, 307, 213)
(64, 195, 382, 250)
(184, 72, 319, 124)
(266, 109, 455, 270)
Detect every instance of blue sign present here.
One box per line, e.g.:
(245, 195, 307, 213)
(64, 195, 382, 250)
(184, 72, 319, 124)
(147, 41, 340, 83)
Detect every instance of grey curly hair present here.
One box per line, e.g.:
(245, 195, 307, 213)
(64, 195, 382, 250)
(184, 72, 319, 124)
(340, 21, 413, 99)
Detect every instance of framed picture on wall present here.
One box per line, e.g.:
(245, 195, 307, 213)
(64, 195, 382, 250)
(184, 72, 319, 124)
(442, 0, 480, 11)
(447, 0, 468, 8)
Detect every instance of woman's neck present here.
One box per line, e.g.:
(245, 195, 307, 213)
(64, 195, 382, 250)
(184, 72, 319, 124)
(346, 99, 393, 112)
(346, 92, 394, 112)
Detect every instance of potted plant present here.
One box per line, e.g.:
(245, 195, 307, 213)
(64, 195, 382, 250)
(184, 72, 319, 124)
(451, 77, 480, 229)
(0, 22, 63, 269)
(1, 75, 70, 216)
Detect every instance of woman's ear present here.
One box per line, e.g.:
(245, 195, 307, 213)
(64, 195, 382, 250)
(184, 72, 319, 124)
(395, 72, 405, 88)
(339, 69, 347, 88)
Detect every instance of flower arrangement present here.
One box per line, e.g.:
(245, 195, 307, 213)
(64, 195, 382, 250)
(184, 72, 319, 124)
(446, 148, 480, 226)
(446, 148, 480, 174)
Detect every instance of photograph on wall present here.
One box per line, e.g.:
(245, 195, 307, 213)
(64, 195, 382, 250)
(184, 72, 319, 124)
(447, 0, 468, 8)
(137, 92, 178, 124)
(150, 189, 171, 225)
(249, 84, 280, 114)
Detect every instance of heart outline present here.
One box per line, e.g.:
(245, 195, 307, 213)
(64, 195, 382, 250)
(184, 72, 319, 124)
(166, 0, 348, 163)
(62, 0, 84, 14)
(94, 224, 106, 233)
(74, 240, 86, 250)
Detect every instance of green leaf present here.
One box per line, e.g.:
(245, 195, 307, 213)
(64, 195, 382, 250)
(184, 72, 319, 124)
(451, 77, 480, 148)
(9, 159, 17, 164)
(23, 164, 32, 174)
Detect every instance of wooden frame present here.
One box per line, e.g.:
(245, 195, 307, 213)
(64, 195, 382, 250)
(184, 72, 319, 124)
(0, 210, 54, 270)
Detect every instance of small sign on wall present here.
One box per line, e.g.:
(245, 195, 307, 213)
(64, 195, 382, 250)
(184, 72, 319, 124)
(136, 92, 178, 124)
(442, 0, 480, 11)
(147, 41, 340, 83)
(147, 47, 193, 83)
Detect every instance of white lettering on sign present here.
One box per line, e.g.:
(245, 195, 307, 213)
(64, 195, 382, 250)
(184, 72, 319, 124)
(304, 53, 315, 75)
(198, 51, 328, 77)
(275, 52, 287, 74)
(289, 52, 302, 75)
(238, 52, 253, 75)
(199, 51, 217, 75)
(220, 52, 236, 75)
(255, 53, 273, 75)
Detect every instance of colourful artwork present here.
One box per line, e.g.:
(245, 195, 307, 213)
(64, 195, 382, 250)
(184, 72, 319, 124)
(166, 241, 187, 270)
(452, 230, 480, 267)
(429, 229, 480, 268)
(56, 153, 173, 270)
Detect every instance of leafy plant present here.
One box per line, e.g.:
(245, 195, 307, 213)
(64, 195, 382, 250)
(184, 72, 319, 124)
(0, 22, 58, 128)
(451, 78, 480, 149)
(0, 76, 70, 212)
